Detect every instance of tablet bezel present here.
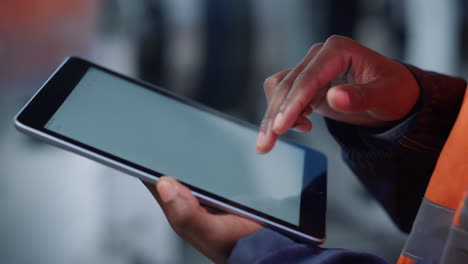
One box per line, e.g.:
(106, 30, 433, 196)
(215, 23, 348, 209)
(15, 57, 327, 243)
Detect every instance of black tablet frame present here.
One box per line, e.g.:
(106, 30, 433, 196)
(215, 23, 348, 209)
(15, 57, 327, 243)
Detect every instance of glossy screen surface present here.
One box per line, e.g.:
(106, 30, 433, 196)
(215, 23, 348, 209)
(45, 68, 309, 225)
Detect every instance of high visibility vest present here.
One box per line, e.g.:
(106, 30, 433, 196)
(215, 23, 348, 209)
(397, 87, 468, 264)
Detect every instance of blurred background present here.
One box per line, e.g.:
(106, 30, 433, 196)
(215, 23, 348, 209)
(1, 0, 468, 263)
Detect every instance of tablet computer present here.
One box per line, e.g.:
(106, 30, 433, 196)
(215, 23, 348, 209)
(14, 57, 327, 244)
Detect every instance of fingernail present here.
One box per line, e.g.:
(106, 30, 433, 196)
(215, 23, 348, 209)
(272, 112, 284, 132)
(339, 89, 352, 108)
(256, 132, 265, 148)
(157, 180, 177, 203)
(329, 88, 353, 110)
(293, 123, 309, 132)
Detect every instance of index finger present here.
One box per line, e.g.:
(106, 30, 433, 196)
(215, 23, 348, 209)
(256, 43, 324, 154)
(264, 70, 290, 103)
(272, 36, 353, 134)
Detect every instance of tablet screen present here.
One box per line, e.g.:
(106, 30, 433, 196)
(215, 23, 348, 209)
(45, 67, 311, 225)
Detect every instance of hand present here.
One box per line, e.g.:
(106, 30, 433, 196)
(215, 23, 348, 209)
(144, 176, 262, 264)
(256, 35, 420, 154)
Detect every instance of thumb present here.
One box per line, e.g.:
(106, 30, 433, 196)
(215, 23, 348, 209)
(156, 177, 213, 236)
(325, 79, 418, 125)
(156, 177, 199, 221)
(326, 84, 368, 113)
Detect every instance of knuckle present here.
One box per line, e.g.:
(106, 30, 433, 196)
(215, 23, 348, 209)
(293, 72, 310, 88)
(260, 111, 278, 132)
(325, 35, 357, 54)
(264, 70, 292, 93)
(262, 113, 276, 123)
(308, 42, 324, 54)
(259, 119, 267, 131)
(327, 34, 345, 43)
(325, 35, 349, 48)
(291, 76, 321, 106)
(264, 75, 281, 92)
(276, 78, 293, 92)
(259, 115, 272, 130)
(263, 78, 274, 92)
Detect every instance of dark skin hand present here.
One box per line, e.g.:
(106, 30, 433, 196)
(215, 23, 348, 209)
(256, 35, 420, 153)
(146, 35, 421, 263)
(144, 177, 262, 264)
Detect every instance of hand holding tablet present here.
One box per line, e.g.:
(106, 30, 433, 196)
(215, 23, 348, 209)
(144, 176, 262, 263)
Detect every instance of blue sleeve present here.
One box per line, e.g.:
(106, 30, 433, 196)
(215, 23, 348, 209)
(228, 228, 389, 264)
(228, 229, 437, 264)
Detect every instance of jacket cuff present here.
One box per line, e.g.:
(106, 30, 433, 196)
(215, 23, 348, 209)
(228, 228, 390, 264)
(401, 64, 466, 151)
(227, 228, 297, 264)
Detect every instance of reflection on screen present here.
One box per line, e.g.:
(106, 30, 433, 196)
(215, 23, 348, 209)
(46, 68, 305, 225)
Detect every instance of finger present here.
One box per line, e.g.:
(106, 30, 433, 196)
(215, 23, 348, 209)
(264, 70, 290, 103)
(263, 43, 324, 124)
(155, 177, 207, 233)
(292, 116, 312, 132)
(302, 105, 313, 116)
(272, 36, 353, 134)
(255, 128, 278, 154)
(257, 43, 323, 154)
(255, 107, 312, 153)
(153, 178, 232, 238)
(145, 177, 204, 237)
(143, 180, 162, 203)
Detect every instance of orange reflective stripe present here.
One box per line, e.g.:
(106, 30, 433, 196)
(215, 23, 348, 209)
(425, 88, 468, 210)
(397, 254, 416, 264)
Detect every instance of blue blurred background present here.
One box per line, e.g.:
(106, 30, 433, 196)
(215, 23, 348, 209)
(1, 0, 467, 263)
